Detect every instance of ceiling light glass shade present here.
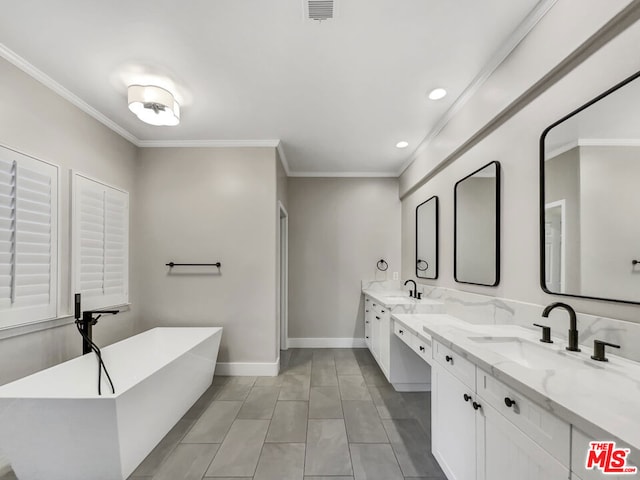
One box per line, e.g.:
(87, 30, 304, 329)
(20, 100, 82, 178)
(428, 88, 447, 100)
(396, 141, 409, 149)
(128, 85, 180, 126)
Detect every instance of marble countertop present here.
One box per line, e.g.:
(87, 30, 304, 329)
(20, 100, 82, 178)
(362, 289, 444, 309)
(391, 312, 640, 452)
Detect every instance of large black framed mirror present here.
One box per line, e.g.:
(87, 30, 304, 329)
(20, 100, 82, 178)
(540, 70, 640, 305)
(454, 161, 501, 286)
(416, 196, 438, 279)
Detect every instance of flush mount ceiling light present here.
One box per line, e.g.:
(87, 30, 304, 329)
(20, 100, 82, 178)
(428, 88, 447, 101)
(128, 85, 180, 126)
(396, 141, 409, 149)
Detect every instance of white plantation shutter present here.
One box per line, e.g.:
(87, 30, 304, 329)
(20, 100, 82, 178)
(73, 174, 128, 310)
(0, 148, 58, 326)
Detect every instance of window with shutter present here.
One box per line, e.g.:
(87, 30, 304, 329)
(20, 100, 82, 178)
(0, 147, 58, 327)
(72, 174, 129, 310)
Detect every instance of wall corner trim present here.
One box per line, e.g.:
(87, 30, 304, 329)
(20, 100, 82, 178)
(287, 337, 367, 348)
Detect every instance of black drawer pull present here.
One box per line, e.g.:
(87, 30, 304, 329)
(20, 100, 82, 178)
(399, 329, 404, 334)
(504, 397, 516, 408)
(472, 401, 482, 411)
(365, 310, 369, 313)
(365, 320, 369, 324)
(463, 394, 471, 402)
(376, 316, 380, 320)
(419, 346, 425, 352)
(366, 336, 369, 339)
(381, 309, 385, 313)
(445, 355, 453, 363)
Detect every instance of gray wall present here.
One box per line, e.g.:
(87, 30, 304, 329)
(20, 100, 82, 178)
(580, 145, 640, 300)
(545, 147, 581, 292)
(0, 57, 139, 386)
(288, 177, 401, 340)
(401, 18, 640, 322)
(456, 176, 497, 285)
(134, 147, 279, 364)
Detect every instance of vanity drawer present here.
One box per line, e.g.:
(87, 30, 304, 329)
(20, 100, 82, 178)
(371, 302, 388, 316)
(411, 334, 432, 364)
(477, 369, 570, 467)
(432, 340, 475, 389)
(393, 321, 414, 348)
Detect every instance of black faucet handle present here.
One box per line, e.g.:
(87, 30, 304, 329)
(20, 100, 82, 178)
(416, 292, 422, 300)
(591, 340, 620, 362)
(532, 323, 553, 344)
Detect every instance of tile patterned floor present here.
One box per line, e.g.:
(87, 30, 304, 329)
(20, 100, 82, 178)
(0, 348, 446, 480)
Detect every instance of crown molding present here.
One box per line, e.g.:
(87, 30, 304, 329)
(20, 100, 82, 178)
(288, 171, 397, 178)
(396, 0, 559, 177)
(276, 142, 291, 175)
(0, 43, 139, 145)
(546, 138, 640, 160)
(135, 139, 281, 148)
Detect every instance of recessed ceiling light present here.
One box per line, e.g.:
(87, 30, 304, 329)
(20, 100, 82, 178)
(396, 141, 409, 149)
(428, 88, 447, 101)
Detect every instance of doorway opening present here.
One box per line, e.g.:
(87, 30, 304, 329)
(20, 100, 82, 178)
(278, 202, 289, 359)
(545, 200, 566, 293)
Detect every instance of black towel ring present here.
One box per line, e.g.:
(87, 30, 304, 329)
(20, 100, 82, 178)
(377, 259, 388, 272)
(417, 259, 429, 272)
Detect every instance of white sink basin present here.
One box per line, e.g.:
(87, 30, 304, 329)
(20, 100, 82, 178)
(468, 336, 588, 370)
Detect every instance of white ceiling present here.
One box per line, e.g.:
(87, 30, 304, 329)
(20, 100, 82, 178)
(0, 0, 547, 174)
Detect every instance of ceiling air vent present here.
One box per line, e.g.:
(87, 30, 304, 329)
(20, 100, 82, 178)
(305, 0, 334, 22)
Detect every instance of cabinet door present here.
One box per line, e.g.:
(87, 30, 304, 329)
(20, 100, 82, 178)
(371, 311, 381, 359)
(476, 401, 569, 480)
(432, 364, 477, 480)
(379, 314, 391, 374)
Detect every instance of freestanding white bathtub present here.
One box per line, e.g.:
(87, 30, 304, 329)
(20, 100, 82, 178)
(0, 326, 222, 480)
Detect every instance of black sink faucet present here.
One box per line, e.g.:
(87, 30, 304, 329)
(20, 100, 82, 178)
(404, 279, 418, 298)
(541, 302, 580, 352)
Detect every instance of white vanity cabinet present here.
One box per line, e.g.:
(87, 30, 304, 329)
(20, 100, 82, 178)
(431, 339, 570, 480)
(363, 295, 430, 391)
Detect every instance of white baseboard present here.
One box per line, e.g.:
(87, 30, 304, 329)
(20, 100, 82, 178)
(287, 337, 367, 348)
(392, 382, 431, 392)
(215, 358, 280, 377)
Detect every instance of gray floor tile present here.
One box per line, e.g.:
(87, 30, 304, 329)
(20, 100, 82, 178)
(335, 357, 361, 375)
(382, 419, 442, 477)
(360, 365, 389, 386)
(237, 386, 280, 419)
(214, 382, 253, 401)
(206, 419, 269, 477)
(311, 349, 335, 365)
(182, 383, 219, 421)
(309, 386, 343, 419)
(153, 444, 219, 480)
(305, 419, 353, 476)
(132, 419, 194, 476)
(343, 401, 389, 443)
(221, 376, 258, 385)
(284, 350, 313, 375)
(349, 443, 404, 480)
(368, 385, 412, 419)
(311, 364, 338, 386)
(280, 374, 311, 400)
(255, 376, 285, 386)
(254, 443, 305, 480)
(266, 401, 309, 443)
(402, 391, 433, 432)
(338, 375, 372, 401)
(182, 401, 242, 443)
(354, 349, 376, 366)
(304, 478, 353, 480)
